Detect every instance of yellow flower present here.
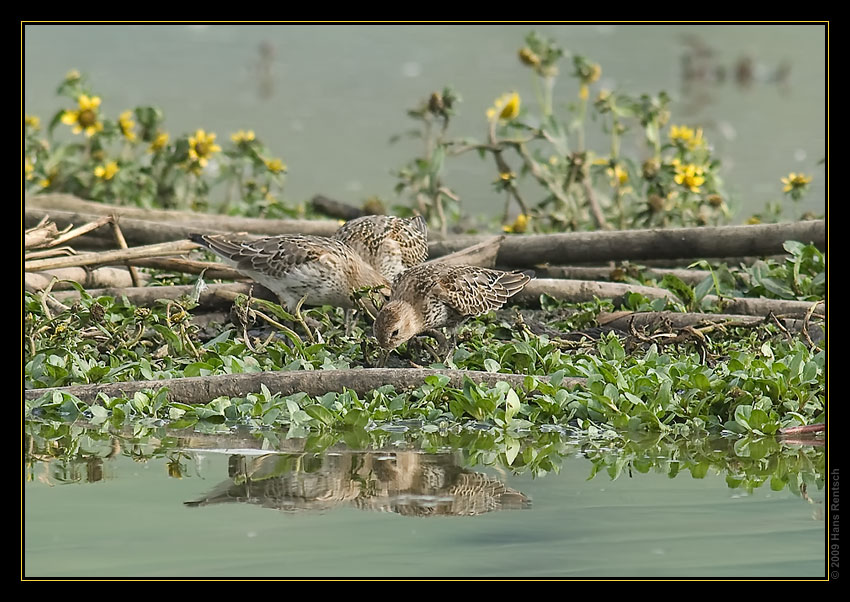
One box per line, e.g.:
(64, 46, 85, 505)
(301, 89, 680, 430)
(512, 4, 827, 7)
(94, 161, 119, 180)
(747, 216, 762, 225)
(39, 177, 51, 189)
(499, 171, 516, 181)
(503, 213, 530, 233)
(579, 84, 589, 101)
(118, 110, 136, 142)
(231, 129, 256, 144)
(487, 91, 521, 122)
(264, 157, 287, 174)
(65, 69, 81, 82)
(187, 129, 222, 167)
(672, 159, 705, 193)
(61, 94, 104, 137)
(25, 159, 34, 180)
(518, 47, 541, 67)
(670, 124, 695, 144)
(607, 165, 629, 186)
(781, 172, 812, 193)
(25, 115, 41, 130)
(148, 131, 170, 153)
(670, 125, 706, 150)
(584, 63, 601, 84)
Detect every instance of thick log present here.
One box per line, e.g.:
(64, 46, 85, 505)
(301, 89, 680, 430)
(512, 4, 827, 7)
(428, 221, 825, 266)
(597, 310, 823, 341)
(310, 194, 366, 220)
(24, 368, 586, 405)
(514, 278, 677, 307)
(428, 235, 504, 268)
(533, 265, 712, 286)
(702, 296, 823, 319)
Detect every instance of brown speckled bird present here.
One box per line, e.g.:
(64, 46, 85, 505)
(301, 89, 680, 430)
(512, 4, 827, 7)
(373, 262, 533, 351)
(189, 233, 390, 310)
(333, 215, 428, 281)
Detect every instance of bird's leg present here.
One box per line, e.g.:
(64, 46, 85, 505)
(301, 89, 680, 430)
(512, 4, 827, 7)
(343, 309, 357, 337)
(294, 295, 317, 344)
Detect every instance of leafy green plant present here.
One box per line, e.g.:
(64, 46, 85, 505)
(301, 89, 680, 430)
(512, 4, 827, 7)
(25, 70, 291, 216)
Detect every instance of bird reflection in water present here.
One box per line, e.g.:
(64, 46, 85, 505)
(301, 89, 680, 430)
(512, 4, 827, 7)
(185, 451, 530, 517)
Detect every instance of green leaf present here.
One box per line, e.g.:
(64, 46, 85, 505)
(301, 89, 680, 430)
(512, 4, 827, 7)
(505, 388, 520, 423)
(305, 404, 336, 427)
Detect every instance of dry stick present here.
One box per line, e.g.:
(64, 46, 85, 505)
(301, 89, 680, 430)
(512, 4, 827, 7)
(24, 368, 587, 406)
(801, 300, 825, 351)
(109, 218, 141, 287)
(125, 257, 242, 280)
(25, 239, 198, 272)
(47, 214, 114, 248)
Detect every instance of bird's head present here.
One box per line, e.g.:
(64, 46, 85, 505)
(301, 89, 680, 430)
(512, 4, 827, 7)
(373, 300, 423, 350)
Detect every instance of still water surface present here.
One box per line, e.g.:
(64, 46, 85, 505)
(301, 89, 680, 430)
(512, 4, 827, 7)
(24, 431, 825, 578)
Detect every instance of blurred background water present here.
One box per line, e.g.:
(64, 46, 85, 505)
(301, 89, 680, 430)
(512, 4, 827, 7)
(23, 23, 827, 221)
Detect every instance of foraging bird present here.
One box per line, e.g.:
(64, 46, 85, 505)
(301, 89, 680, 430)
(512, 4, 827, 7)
(373, 263, 533, 351)
(333, 215, 428, 281)
(189, 233, 390, 310)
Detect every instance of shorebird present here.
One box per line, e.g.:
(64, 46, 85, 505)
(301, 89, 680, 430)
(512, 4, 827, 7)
(333, 215, 428, 281)
(188, 233, 390, 312)
(373, 263, 533, 355)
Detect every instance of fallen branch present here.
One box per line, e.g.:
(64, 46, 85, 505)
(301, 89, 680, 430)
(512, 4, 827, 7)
(534, 265, 712, 286)
(45, 282, 266, 311)
(310, 194, 366, 220)
(25, 267, 150, 292)
(701, 296, 822, 319)
(514, 278, 677, 307)
(428, 220, 825, 266)
(428, 235, 504, 268)
(24, 368, 586, 406)
(25, 239, 198, 272)
(596, 310, 823, 342)
(25, 205, 340, 246)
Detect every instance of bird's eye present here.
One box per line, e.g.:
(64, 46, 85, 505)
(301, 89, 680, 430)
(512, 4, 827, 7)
(391, 328, 400, 338)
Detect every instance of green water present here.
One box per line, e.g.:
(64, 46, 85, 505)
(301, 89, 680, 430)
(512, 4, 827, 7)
(24, 439, 825, 578)
(23, 23, 826, 219)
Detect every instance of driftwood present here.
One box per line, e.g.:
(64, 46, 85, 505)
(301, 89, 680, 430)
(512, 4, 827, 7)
(310, 194, 366, 220)
(25, 267, 150, 292)
(120, 257, 242, 280)
(428, 220, 825, 266)
(46, 282, 266, 311)
(25, 202, 341, 245)
(515, 278, 678, 307)
(597, 310, 823, 341)
(701, 296, 822, 319)
(24, 368, 586, 406)
(25, 240, 198, 272)
(534, 265, 712, 286)
(428, 235, 504, 268)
